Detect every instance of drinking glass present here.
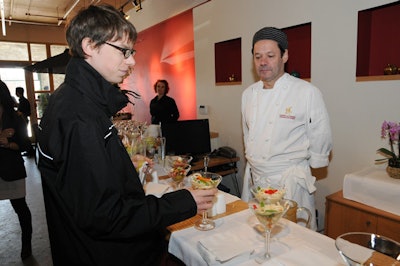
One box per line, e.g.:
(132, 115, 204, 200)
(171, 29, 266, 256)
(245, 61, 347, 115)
(248, 197, 290, 263)
(159, 137, 166, 166)
(189, 172, 222, 231)
(143, 136, 157, 159)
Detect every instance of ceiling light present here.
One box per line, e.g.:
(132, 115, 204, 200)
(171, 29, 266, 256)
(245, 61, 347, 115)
(119, 8, 130, 20)
(132, 0, 142, 12)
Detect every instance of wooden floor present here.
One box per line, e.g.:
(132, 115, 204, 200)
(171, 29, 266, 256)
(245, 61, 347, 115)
(0, 157, 185, 266)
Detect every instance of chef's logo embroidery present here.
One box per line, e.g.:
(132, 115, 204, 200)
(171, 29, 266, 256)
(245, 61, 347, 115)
(279, 106, 295, 120)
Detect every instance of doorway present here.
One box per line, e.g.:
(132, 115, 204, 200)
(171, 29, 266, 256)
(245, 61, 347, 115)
(0, 67, 32, 137)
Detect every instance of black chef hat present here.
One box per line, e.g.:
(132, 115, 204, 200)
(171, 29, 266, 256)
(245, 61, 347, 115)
(252, 27, 288, 53)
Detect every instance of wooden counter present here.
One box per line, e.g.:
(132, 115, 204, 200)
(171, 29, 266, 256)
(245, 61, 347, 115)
(325, 190, 400, 242)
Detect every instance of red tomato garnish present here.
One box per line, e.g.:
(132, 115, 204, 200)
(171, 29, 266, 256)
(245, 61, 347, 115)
(264, 189, 277, 194)
(252, 204, 257, 209)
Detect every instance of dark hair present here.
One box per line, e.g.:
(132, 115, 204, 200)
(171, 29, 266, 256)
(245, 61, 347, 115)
(0, 80, 17, 121)
(153, 80, 170, 94)
(66, 4, 137, 58)
(15, 86, 24, 94)
(252, 43, 286, 58)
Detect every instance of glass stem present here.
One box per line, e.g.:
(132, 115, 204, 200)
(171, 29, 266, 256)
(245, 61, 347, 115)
(264, 228, 271, 260)
(202, 210, 208, 223)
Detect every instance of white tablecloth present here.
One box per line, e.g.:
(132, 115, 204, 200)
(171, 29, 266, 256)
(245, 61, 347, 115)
(343, 166, 400, 216)
(168, 209, 345, 265)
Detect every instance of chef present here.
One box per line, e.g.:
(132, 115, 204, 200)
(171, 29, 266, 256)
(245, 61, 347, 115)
(241, 27, 332, 231)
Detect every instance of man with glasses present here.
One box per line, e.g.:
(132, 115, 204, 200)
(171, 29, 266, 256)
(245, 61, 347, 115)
(38, 5, 217, 266)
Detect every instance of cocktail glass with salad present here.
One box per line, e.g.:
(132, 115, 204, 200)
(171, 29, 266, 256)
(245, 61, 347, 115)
(189, 172, 222, 231)
(165, 163, 191, 190)
(249, 196, 290, 263)
(251, 185, 286, 204)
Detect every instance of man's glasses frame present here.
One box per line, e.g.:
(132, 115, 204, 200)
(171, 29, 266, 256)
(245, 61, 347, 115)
(105, 42, 136, 59)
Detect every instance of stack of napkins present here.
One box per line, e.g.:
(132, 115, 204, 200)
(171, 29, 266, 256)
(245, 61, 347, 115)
(197, 226, 256, 265)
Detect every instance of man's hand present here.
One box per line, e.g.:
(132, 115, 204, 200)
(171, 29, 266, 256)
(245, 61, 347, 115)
(186, 187, 218, 214)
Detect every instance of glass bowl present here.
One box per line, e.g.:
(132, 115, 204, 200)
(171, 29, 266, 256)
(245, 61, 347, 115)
(189, 171, 222, 190)
(335, 232, 400, 265)
(250, 184, 286, 204)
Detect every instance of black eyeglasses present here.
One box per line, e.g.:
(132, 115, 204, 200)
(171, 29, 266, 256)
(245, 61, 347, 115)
(105, 42, 136, 59)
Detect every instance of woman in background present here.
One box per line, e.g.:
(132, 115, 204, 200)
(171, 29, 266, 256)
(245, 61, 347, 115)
(0, 80, 33, 260)
(150, 79, 179, 124)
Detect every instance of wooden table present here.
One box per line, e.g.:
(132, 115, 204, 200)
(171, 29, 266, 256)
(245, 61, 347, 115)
(167, 199, 248, 233)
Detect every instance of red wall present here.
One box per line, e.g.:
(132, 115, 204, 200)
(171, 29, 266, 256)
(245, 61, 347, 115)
(120, 10, 197, 124)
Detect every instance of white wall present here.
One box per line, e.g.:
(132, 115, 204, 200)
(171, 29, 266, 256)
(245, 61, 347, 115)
(193, 0, 400, 231)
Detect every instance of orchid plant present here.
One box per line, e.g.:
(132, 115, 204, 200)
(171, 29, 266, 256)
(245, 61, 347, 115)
(376, 121, 400, 167)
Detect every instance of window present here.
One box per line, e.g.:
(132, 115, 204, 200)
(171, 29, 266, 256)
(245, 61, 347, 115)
(30, 44, 47, 61)
(0, 42, 29, 61)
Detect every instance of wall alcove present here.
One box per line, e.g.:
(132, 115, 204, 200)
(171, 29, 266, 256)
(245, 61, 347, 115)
(214, 37, 242, 85)
(356, 2, 400, 82)
(283, 22, 311, 80)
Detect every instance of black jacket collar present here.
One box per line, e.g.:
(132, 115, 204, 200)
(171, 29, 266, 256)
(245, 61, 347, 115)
(65, 58, 129, 117)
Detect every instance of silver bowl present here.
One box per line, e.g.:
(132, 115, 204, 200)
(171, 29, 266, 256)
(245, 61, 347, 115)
(335, 232, 400, 265)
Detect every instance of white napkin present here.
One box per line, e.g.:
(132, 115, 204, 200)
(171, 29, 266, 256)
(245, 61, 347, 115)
(144, 182, 170, 197)
(197, 226, 256, 265)
(263, 246, 342, 266)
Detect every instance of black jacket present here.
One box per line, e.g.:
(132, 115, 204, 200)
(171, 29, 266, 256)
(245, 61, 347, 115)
(38, 58, 197, 266)
(0, 112, 30, 181)
(150, 95, 179, 124)
(18, 96, 31, 123)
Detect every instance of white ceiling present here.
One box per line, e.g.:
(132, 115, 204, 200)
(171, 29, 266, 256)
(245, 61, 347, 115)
(0, 0, 209, 30)
(1, 0, 126, 26)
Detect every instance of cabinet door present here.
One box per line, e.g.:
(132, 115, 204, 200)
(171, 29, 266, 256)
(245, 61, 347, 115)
(377, 217, 400, 243)
(326, 201, 377, 239)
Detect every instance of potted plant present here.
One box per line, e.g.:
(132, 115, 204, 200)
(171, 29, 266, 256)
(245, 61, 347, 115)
(376, 121, 400, 178)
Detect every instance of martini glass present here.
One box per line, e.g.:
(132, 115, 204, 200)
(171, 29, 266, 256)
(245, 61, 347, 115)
(189, 172, 222, 231)
(165, 163, 191, 190)
(248, 197, 290, 263)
